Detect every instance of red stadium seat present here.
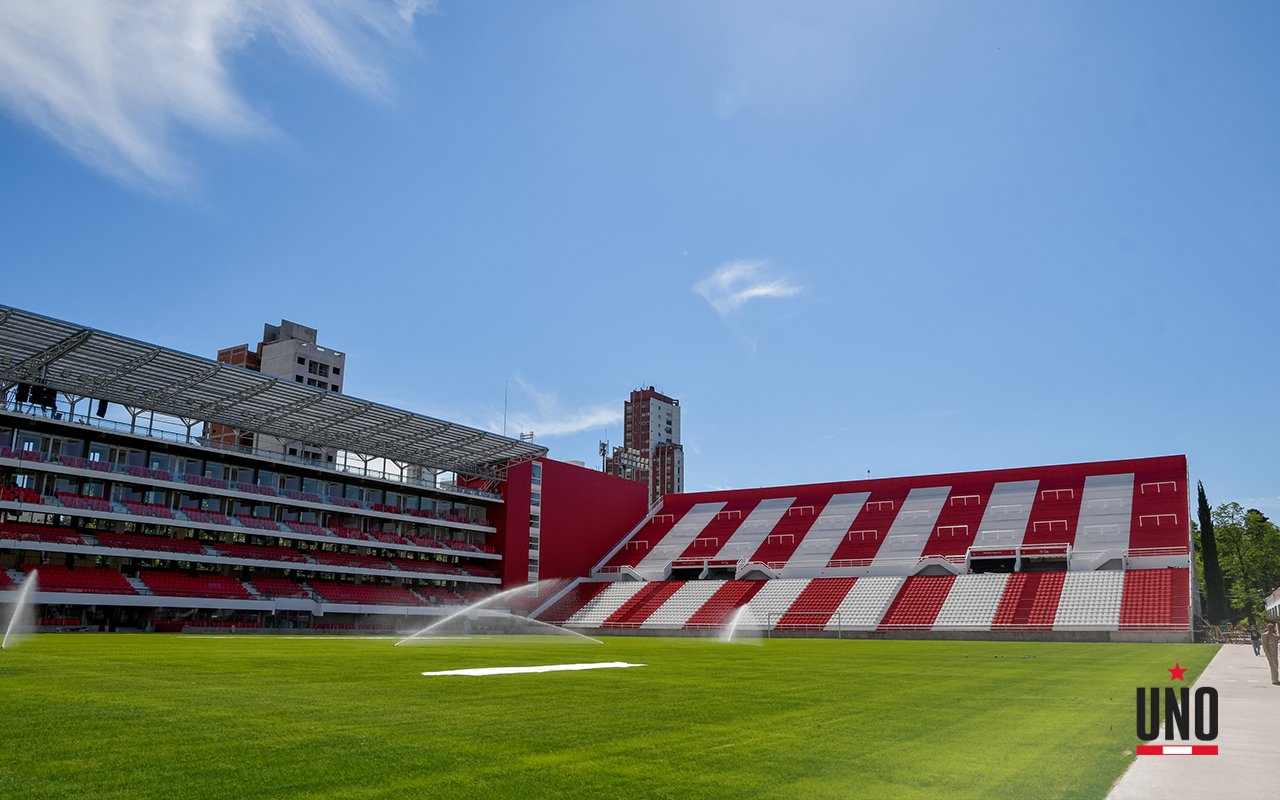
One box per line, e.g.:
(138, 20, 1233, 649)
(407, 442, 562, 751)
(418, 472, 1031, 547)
(0, 522, 83, 545)
(249, 577, 310, 599)
(309, 581, 425, 605)
(95, 531, 203, 554)
(139, 571, 254, 600)
(23, 564, 136, 595)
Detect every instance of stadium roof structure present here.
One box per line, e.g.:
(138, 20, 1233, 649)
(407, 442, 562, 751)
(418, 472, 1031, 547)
(0, 305, 546, 480)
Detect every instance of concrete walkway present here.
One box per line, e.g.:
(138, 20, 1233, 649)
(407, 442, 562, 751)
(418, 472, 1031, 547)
(1107, 643, 1279, 800)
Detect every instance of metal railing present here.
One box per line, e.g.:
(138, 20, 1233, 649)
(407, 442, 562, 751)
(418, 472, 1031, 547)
(0, 453, 495, 532)
(602, 609, 1190, 635)
(595, 544, 1191, 580)
(3, 492, 498, 563)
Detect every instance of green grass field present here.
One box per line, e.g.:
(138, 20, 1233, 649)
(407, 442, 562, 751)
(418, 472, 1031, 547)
(0, 635, 1216, 800)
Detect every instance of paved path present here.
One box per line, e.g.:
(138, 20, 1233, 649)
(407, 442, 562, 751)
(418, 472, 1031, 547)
(1107, 643, 1279, 800)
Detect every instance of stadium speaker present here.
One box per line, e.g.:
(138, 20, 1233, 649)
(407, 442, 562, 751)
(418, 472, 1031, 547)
(96, 398, 109, 418)
(15, 383, 31, 404)
(36, 386, 57, 409)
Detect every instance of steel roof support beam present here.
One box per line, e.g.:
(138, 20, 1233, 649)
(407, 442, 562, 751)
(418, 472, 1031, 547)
(0, 329, 92, 383)
(250, 390, 329, 428)
(80, 347, 162, 392)
(389, 420, 457, 454)
(346, 411, 421, 444)
(412, 431, 490, 463)
(147, 363, 222, 403)
(458, 439, 529, 466)
(199, 378, 278, 416)
(292, 401, 373, 439)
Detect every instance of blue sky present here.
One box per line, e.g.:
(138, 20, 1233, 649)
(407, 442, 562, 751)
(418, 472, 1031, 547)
(0, 2, 1276, 513)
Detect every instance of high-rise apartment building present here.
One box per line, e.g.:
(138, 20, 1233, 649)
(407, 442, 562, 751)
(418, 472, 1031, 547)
(604, 386, 684, 504)
(209, 320, 346, 462)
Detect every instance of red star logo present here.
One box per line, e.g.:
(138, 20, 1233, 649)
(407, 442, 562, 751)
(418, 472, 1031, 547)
(1168, 663, 1187, 681)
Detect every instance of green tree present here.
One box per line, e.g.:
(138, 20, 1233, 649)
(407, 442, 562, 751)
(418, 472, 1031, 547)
(1212, 502, 1280, 624)
(1196, 482, 1228, 624)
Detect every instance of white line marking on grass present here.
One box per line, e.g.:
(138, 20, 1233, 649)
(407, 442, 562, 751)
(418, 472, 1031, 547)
(421, 662, 647, 677)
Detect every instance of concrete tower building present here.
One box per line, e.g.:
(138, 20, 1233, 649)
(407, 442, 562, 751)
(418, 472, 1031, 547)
(209, 320, 346, 462)
(605, 386, 684, 505)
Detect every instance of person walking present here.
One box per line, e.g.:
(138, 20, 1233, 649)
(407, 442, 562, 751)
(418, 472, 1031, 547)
(1263, 622, 1280, 686)
(1251, 627, 1262, 656)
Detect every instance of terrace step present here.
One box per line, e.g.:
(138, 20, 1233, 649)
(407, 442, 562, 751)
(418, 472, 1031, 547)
(124, 575, 154, 596)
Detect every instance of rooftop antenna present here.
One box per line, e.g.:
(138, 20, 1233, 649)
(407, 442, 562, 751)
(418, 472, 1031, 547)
(503, 379, 508, 437)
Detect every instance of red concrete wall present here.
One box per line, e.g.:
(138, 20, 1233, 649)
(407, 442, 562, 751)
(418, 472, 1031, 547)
(497, 460, 533, 587)
(537, 459, 649, 582)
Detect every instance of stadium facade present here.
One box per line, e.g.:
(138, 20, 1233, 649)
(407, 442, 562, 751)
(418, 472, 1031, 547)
(0, 304, 1193, 640)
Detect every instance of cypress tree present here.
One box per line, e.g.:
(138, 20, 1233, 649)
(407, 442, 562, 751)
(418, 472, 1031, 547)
(1197, 481, 1228, 624)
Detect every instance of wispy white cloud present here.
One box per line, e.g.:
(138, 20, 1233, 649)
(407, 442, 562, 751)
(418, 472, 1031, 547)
(487, 377, 621, 440)
(1244, 496, 1280, 510)
(359, 379, 619, 442)
(0, 0, 429, 192)
(693, 260, 802, 316)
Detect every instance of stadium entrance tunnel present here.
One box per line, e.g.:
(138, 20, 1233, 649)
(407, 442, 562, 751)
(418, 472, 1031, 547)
(1022, 559, 1069, 573)
(668, 563, 736, 581)
(971, 558, 1016, 574)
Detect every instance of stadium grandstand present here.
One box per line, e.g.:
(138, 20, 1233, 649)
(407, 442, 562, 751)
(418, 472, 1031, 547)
(1, 304, 1193, 640)
(531, 456, 1194, 642)
(0, 304, 547, 632)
